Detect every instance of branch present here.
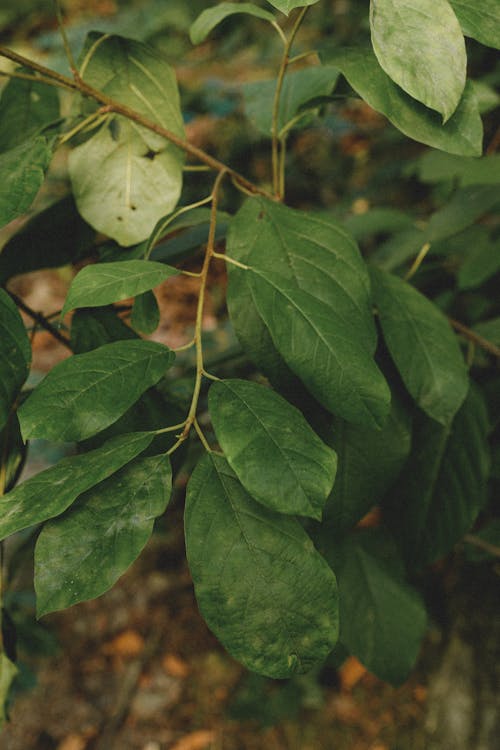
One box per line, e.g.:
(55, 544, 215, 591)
(449, 317, 500, 359)
(6, 289, 72, 350)
(0, 45, 272, 199)
(464, 534, 500, 559)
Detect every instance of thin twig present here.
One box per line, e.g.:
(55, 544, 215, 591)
(0, 44, 272, 199)
(449, 318, 500, 359)
(5, 289, 72, 350)
(464, 534, 500, 559)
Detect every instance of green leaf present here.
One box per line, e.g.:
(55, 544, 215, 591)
(131, 290, 160, 334)
(473, 317, 500, 346)
(0, 415, 26, 493)
(35, 454, 172, 616)
(322, 529, 427, 684)
(0, 136, 53, 229)
(371, 267, 468, 425)
(343, 208, 415, 241)
(449, 0, 500, 50)
(185, 454, 339, 678)
(0, 74, 60, 152)
(62, 260, 178, 315)
(227, 197, 390, 427)
(426, 185, 500, 242)
(0, 289, 31, 432)
(458, 234, 500, 290)
(323, 396, 411, 535)
(0, 431, 154, 541)
(70, 33, 185, 245)
(249, 270, 390, 427)
(384, 387, 490, 567)
(18, 340, 175, 442)
(413, 152, 500, 186)
(266, 0, 320, 15)
(321, 47, 482, 156)
(190, 3, 275, 45)
(71, 306, 138, 354)
(0, 196, 95, 284)
(208, 379, 337, 520)
(0, 653, 18, 728)
(243, 66, 340, 135)
(370, 0, 466, 121)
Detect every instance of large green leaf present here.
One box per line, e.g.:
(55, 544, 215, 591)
(0, 289, 31, 432)
(62, 260, 178, 314)
(0, 74, 60, 152)
(0, 431, 153, 541)
(70, 33, 185, 246)
(370, 0, 466, 121)
(18, 340, 175, 442)
(208, 379, 337, 519)
(185, 454, 339, 678)
(371, 267, 468, 426)
(190, 3, 275, 44)
(321, 47, 482, 156)
(266, 0, 320, 15)
(35, 454, 172, 616)
(323, 396, 411, 535)
(384, 387, 490, 567)
(249, 270, 390, 427)
(243, 66, 340, 136)
(449, 0, 500, 50)
(322, 529, 427, 684)
(0, 136, 53, 229)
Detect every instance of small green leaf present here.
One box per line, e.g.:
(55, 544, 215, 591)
(185, 454, 339, 678)
(323, 396, 412, 535)
(321, 47, 482, 156)
(131, 291, 160, 334)
(35, 454, 172, 616)
(243, 66, 339, 135)
(62, 260, 178, 315)
(266, 0, 320, 15)
(209, 379, 337, 519)
(426, 185, 500, 242)
(0, 431, 154, 541)
(449, 0, 500, 50)
(458, 235, 500, 290)
(190, 3, 275, 45)
(384, 387, 490, 567)
(0, 289, 31, 432)
(249, 270, 390, 427)
(0, 74, 60, 152)
(0, 196, 95, 284)
(371, 267, 468, 426)
(0, 136, 53, 229)
(370, 0, 466, 121)
(0, 653, 18, 728)
(18, 340, 175, 442)
(70, 33, 185, 245)
(322, 529, 427, 684)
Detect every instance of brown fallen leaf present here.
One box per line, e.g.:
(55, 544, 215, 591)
(170, 729, 217, 750)
(102, 629, 145, 658)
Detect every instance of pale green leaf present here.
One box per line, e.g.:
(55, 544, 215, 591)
(0, 74, 60, 152)
(131, 290, 160, 334)
(321, 47, 482, 156)
(209, 379, 337, 519)
(62, 260, 178, 314)
(70, 33, 185, 245)
(243, 66, 339, 135)
(371, 267, 468, 425)
(385, 387, 490, 567)
(0, 289, 31, 432)
(266, 0, 320, 15)
(0, 136, 53, 229)
(18, 340, 175, 442)
(370, 0, 466, 121)
(35, 454, 172, 616)
(185, 453, 339, 678)
(0, 431, 154, 541)
(449, 0, 500, 50)
(190, 3, 275, 45)
(323, 529, 427, 684)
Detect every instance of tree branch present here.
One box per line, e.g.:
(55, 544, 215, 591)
(6, 289, 72, 350)
(449, 318, 500, 359)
